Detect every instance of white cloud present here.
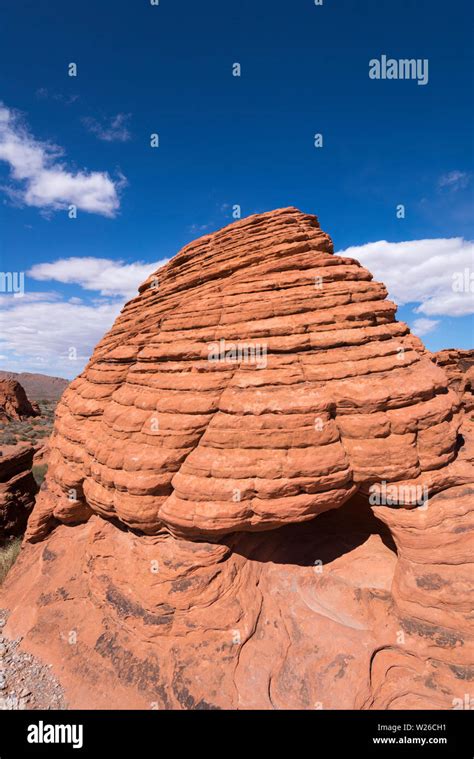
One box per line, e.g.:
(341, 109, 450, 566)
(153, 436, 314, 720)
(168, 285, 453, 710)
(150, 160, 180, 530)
(0, 256, 169, 377)
(0, 103, 124, 216)
(412, 317, 439, 336)
(438, 170, 470, 191)
(28, 256, 167, 300)
(0, 291, 61, 305)
(336, 237, 474, 317)
(82, 113, 131, 143)
(0, 296, 122, 377)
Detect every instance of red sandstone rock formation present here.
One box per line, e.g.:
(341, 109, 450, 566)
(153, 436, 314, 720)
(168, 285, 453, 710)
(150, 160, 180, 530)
(431, 349, 474, 390)
(0, 371, 69, 402)
(431, 349, 474, 415)
(0, 445, 38, 541)
(0, 380, 39, 422)
(461, 367, 474, 414)
(0, 208, 472, 709)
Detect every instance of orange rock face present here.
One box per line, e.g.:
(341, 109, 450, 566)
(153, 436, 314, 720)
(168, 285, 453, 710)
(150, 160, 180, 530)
(23, 208, 466, 540)
(0, 380, 39, 422)
(1, 208, 472, 709)
(432, 349, 474, 414)
(0, 445, 37, 540)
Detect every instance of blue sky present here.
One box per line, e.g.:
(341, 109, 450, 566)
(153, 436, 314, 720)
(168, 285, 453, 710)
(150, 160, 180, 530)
(0, 0, 472, 378)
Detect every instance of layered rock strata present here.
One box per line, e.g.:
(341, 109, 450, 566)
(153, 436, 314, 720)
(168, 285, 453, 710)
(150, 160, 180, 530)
(24, 208, 466, 540)
(1, 208, 472, 709)
(431, 349, 474, 415)
(0, 380, 39, 422)
(0, 446, 37, 541)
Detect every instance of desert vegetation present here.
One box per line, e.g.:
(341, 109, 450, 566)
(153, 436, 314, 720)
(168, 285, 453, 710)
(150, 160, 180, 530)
(0, 400, 55, 448)
(0, 537, 21, 585)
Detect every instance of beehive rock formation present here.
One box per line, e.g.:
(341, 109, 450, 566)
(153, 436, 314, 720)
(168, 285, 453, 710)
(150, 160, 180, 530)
(0, 445, 37, 541)
(0, 380, 39, 422)
(23, 208, 467, 541)
(1, 208, 472, 709)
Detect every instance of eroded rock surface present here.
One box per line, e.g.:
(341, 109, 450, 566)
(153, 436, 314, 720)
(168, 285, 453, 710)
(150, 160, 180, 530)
(432, 349, 474, 415)
(0, 381, 39, 422)
(1, 208, 472, 709)
(0, 446, 37, 541)
(23, 208, 467, 540)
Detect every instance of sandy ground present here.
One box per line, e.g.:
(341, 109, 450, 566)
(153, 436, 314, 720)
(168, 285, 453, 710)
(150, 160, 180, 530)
(0, 609, 67, 710)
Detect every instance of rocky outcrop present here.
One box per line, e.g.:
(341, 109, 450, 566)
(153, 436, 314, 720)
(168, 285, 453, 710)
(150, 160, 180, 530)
(0, 208, 472, 709)
(0, 380, 39, 422)
(22, 208, 467, 541)
(32, 442, 49, 467)
(431, 349, 474, 415)
(462, 367, 474, 414)
(431, 349, 474, 390)
(0, 372, 68, 402)
(0, 446, 38, 541)
(0, 496, 400, 709)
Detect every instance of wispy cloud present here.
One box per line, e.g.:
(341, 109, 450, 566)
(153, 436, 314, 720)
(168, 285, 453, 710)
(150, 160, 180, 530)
(412, 317, 440, 337)
(82, 113, 131, 143)
(35, 88, 79, 105)
(188, 222, 212, 235)
(0, 103, 124, 216)
(336, 237, 474, 317)
(438, 170, 470, 191)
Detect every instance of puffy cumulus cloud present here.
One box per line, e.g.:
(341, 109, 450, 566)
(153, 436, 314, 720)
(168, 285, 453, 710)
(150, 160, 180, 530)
(336, 237, 474, 317)
(0, 295, 122, 378)
(28, 256, 167, 300)
(0, 103, 124, 216)
(82, 113, 131, 142)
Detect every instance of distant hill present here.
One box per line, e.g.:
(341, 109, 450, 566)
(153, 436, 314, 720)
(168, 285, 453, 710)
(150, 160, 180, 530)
(0, 371, 69, 401)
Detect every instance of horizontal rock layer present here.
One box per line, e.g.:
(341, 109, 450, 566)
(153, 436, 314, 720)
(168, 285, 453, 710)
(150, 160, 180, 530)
(0, 445, 37, 541)
(1, 208, 472, 710)
(25, 208, 465, 540)
(431, 348, 474, 414)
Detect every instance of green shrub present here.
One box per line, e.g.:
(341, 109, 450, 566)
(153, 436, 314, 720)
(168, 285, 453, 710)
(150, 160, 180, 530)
(32, 464, 48, 486)
(1, 435, 17, 445)
(0, 537, 22, 584)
